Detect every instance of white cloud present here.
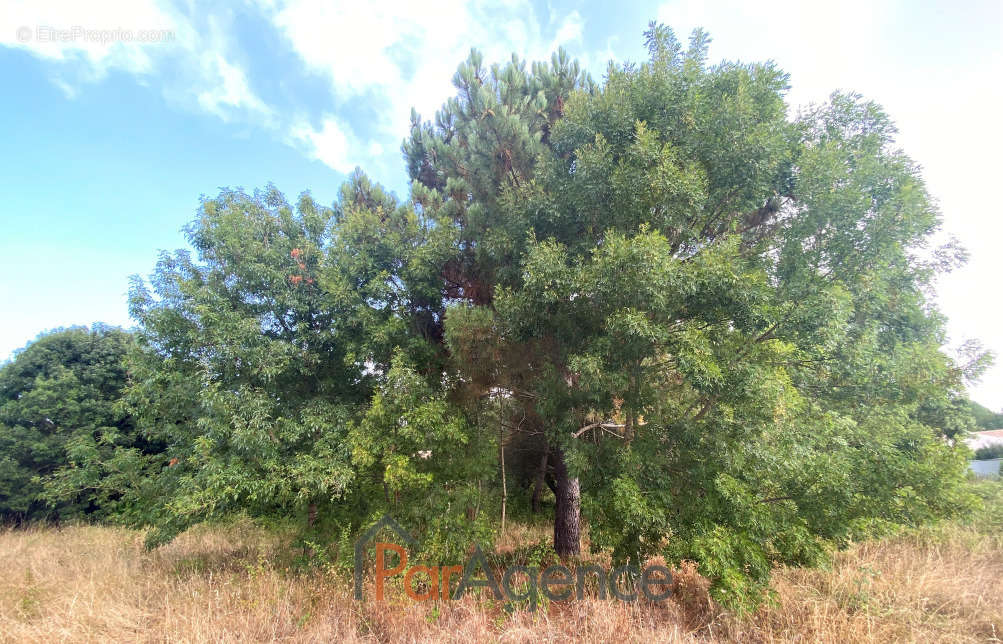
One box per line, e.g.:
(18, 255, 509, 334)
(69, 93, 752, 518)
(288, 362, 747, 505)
(2, 0, 587, 174)
(196, 51, 272, 122)
(547, 10, 585, 53)
(0, 0, 173, 75)
(656, 0, 893, 108)
(0, 0, 271, 123)
(268, 0, 587, 173)
(290, 116, 352, 173)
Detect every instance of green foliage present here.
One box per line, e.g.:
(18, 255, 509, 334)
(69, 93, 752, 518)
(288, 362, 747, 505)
(965, 479, 1003, 533)
(973, 444, 1003, 460)
(0, 326, 154, 522)
(122, 186, 365, 546)
(10, 21, 982, 613)
(405, 22, 980, 607)
(119, 180, 497, 555)
(968, 400, 1003, 429)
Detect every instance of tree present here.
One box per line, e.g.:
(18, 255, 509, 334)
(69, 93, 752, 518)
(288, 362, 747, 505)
(124, 182, 493, 553)
(974, 445, 1003, 460)
(0, 326, 151, 522)
(123, 186, 364, 545)
(404, 46, 594, 556)
(406, 23, 978, 604)
(968, 400, 1003, 429)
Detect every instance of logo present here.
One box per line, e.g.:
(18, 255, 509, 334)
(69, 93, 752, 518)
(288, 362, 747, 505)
(353, 515, 673, 607)
(353, 514, 418, 600)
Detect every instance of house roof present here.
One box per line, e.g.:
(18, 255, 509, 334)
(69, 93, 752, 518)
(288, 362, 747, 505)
(976, 429, 1003, 438)
(966, 430, 1003, 450)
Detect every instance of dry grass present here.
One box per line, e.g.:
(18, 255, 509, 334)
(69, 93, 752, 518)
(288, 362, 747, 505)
(0, 519, 1000, 643)
(729, 527, 1003, 643)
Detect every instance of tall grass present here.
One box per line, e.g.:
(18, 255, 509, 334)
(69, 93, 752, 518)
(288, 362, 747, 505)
(1, 496, 1001, 642)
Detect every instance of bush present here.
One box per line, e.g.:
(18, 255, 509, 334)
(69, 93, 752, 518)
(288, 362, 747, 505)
(973, 444, 1003, 460)
(0, 326, 162, 523)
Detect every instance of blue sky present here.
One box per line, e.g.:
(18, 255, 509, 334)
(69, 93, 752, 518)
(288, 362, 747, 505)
(1, 0, 1001, 408)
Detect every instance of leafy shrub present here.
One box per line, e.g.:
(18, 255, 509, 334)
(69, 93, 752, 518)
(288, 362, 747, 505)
(973, 444, 1003, 460)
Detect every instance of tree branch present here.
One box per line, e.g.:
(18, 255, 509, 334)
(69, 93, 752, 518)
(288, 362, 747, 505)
(572, 421, 626, 439)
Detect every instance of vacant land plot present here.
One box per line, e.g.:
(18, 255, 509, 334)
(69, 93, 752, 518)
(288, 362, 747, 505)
(1, 513, 1001, 643)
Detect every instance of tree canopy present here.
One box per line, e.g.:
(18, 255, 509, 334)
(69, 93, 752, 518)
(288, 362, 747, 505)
(396, 23, 979, 603)
(969, 400, 1003, 429)
(0, 326, 154, 522)
(27, 23, 984, 608)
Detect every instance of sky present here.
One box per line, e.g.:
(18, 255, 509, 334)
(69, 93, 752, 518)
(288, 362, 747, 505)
(1, 0, 1001, 408)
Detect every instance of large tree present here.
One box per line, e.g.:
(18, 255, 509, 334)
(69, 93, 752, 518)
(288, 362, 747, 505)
(124, 181, 494, 553)
(123, 187, 362, 545)
(406, 24, 978, 603)
(0, 326, 151, 522)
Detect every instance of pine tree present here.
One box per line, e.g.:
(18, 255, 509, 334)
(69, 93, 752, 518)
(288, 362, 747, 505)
(404, 47, 593, 555)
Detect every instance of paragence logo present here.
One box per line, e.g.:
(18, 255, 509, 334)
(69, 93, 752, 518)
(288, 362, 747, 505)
(354, 515, 673, 608)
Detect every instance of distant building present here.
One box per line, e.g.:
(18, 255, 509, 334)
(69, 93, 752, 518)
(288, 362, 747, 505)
(966, 429, 1003, 451)
(966, 430, 1003, 478)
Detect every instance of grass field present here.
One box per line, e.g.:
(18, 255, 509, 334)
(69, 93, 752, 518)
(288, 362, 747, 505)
(1, 489, 1001, 643)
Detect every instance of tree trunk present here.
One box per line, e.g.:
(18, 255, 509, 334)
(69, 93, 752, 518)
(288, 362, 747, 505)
(551, 447, 580, 557)
(499, 441, 507, 537)
(531, 449, 548, 514)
